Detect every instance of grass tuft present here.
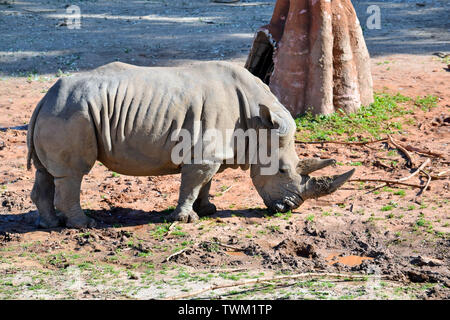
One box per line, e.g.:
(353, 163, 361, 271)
(295, 92, 437, 142)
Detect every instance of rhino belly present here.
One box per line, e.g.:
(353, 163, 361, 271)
(96, 132, 181, 177)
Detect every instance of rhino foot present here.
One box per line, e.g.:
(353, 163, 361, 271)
(168, 209, 199, 223)
(65, 216, 97, 229)
(37, 216, 63, 229)
(193, 202, 217, 217)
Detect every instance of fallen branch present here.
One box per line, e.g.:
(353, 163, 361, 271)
(295, 138, 387, 145)
(164, 273, 388, 300)
(404, 145, 444, 158)
(387, 135, 415, 167)
(349, 178, 429, 190)
(361, 158, 431, 194)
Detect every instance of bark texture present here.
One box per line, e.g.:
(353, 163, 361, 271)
(245, 0, 374, 116)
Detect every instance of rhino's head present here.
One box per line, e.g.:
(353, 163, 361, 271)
(250, 104, 354, 213)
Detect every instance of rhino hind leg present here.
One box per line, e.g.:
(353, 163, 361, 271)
(30, 168, 62, 228)
(193, 180, 217, 217)
(169, 164, 220, 223)
(54, 175, 96, 228)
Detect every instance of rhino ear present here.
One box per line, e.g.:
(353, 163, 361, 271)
(258, 104, 289, 136)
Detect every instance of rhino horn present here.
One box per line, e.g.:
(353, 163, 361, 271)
(301, 169, 355, 200)
(296, 158, 336, 175)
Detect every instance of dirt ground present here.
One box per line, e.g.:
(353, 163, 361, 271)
(0, 0, 449, 299)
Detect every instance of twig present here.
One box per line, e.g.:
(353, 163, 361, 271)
(349, 178, 429, 189)
(398, 158, 430, 181)
(404, 145, 444, 158)
(387, 135, 415, 167)
(362, 158, 431, 194)
(364, 183, 388, 194)
(166, 221, 178, 236)
(164, 273, 388, 300)
(419, 170, 432, 196)
(165, 247, 190, 262)
(209, 268, 248, 273)
(295, 138, 387, 145)
(437, 169, 449, 177)
(221, 185, 234, 194)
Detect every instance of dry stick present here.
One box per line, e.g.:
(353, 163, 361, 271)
(164, 273, 388, 300)
(424, 174, 450, 181)
(404, 145, 444, 158)
(166, 221, 178, 236)
(295, 138, 387, 145)
(397, 158, 430, 182)
(221, 185, 234, 194)
(387, 135, 415, 167)
(359, 158, 431, 194)
(349, 179, 429, 190)
(419, 170, 432, 196)
(165, 247, 190, 262)
(209, 268, 249, 274)
(362, 144, 379, 151)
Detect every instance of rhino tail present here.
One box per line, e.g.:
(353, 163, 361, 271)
(26, 98, 45, 170)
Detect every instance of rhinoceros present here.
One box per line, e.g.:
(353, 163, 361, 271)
(27, 61, 354, 228)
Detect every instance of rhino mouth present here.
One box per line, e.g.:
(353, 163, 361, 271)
(268, 187, 304, 213)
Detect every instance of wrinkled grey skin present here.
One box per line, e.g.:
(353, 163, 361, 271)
(27, 61, 353, 228)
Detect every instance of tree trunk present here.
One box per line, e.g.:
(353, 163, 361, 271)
(245, 0, 374, 116)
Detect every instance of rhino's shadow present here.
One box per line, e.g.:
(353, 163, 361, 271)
(0, 207, 269, 234)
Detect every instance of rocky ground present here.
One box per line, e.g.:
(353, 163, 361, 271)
(0, 0, 449, 299)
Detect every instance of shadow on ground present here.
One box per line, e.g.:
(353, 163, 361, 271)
(0, 207, 270, 234)
(0, 0, 449, 76)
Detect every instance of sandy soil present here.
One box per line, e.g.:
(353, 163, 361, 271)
(0, 0, 449, 299)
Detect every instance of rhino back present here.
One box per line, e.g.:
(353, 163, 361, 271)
(37, 62, 282, 175)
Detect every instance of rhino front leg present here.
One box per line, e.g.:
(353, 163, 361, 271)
(54, 175, 96, 228)
(30, 168, 62, 228)
(169, 164, 220, 223)
(193, 180, 217, 217)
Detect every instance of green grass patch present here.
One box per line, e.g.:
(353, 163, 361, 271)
(274, 210, 292, 220)
(150, 222, 171, 240)
(414, 95, 438, 111)
(295, 92, 423, 142)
